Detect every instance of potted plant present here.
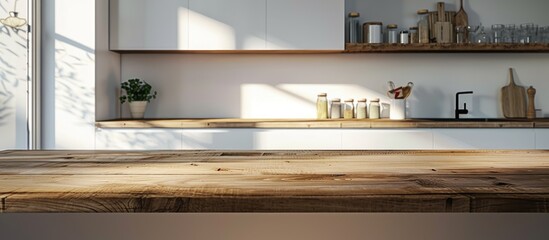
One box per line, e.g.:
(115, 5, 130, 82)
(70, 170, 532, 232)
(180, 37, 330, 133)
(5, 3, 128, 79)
(119, 78, 157, 118)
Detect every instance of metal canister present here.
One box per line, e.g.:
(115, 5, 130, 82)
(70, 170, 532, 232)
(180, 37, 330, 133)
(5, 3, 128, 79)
(363, 22, 383, 43)
(400, 30, 410, 44)
(387, 24, 398, 44)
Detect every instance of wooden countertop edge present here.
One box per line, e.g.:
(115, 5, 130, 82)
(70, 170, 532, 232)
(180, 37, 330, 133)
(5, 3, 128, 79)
(3, 193, 549, 213)
(95, 119, 547, 129)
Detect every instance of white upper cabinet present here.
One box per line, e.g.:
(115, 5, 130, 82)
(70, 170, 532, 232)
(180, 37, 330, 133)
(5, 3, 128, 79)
(110, 0, 190, 50)
(266, 0, 344, 50)
(188, 0, 266, 50)
(110, 0, 344, 51)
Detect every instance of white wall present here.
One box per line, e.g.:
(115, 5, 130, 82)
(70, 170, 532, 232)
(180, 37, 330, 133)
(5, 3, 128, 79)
(0, 0, 28, 150)
(42, 0, 104, 149)
(114, 0, 549, 119)
(120, 53, 549, 119)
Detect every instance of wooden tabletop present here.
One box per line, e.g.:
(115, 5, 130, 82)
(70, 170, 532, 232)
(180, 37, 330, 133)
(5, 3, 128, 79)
(1, 150, 549, 213)
(95, 118, 549, 129)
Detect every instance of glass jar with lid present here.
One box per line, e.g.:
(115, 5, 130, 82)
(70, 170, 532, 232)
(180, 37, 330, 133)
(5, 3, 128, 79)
(316, 93, 328, 119)
(356, 99, 367, 119)
(417, 9, 430, 43)
(343, 99, 354, 119)
(409, 27, 419, 43)
(348, 12, 360, 43)
(369, 98, 380, 119)
(330, 98, 342, 119)
(387, 24, 398, 44)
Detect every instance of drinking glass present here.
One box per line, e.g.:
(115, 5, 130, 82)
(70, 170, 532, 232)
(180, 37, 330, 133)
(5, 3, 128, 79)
(519, 23, 535, 44)
(467, 25, 480, 43)
(476, 26, 489, 43)
(491, 24, 505, 44)
(455, 26, 467, 44)
(504, 24, 516, 43)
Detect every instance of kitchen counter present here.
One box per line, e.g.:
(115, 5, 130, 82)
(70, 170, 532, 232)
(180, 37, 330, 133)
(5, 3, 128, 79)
(1, 150, 549, 213)
(95, 118, 549, 129)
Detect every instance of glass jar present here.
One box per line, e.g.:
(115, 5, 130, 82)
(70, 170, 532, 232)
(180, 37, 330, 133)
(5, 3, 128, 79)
(343, 99, 354, 119)
(348, 12, 360, 43)
(409, 27, 419, 43)
(330, 98, 341, 119)
(356, 99, 367, 119)
(369, 98, 380, 119)
(316, 93, 328, 119)
(417, 9, 430, 43)
(387, 24, 398, 43)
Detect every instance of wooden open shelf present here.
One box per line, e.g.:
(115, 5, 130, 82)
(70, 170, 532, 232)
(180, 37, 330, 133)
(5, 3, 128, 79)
(95, 118, 549, 129)
(110, 43, 549, 54)
(344, 43, 549, 53)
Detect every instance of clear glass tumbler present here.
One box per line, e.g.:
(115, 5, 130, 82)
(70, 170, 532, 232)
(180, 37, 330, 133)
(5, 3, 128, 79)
(492, 24, 505, 44)
(519, 23, 535, 44)
(504, 24, 516, 43)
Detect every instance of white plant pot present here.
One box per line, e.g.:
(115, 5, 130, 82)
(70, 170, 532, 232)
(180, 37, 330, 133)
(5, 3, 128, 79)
(129, 101, 148, 119)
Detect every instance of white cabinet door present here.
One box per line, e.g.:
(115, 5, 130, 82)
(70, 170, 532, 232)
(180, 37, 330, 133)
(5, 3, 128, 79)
(181, 129, 255, 150)
(96, 129, 182, 150)
(341, 129, 433, 150)
(188, 0, 266, 50)
(110, 0, 189, 50)
(433, 129, 536, 150)
(535, 129, 549, 149)
(253, 129, 341, 150)
(266, 0, 344, 50)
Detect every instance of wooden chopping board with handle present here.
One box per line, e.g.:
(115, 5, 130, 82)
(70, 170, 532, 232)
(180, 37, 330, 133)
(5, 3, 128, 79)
(501, 68, 527, 118)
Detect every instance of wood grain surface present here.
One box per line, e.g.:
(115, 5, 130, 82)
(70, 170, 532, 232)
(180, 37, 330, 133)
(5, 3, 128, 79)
(1, 150, 549, 213)
(502, 68, 527, 118)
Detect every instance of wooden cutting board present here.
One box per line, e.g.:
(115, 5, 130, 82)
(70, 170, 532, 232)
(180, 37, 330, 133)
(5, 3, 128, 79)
(455, 0, 468, 40)
(434, 2, 452, 43)
(501, 68, 527, 118)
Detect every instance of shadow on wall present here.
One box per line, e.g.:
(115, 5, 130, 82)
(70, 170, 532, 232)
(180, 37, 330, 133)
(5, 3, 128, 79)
(54, 33, 95, 122)
(0, 24, 27, 128)
(96, 129, 182, 150)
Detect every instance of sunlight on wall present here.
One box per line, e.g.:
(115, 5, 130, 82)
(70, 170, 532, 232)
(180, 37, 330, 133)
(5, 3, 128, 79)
(189, 11, 235, 49)
(49, 0, 95, 149)
(0, 1, 28, 149)
(240, 84, 389, 118)
(96, 129, 181, 150)
(178, 7, 189, 49)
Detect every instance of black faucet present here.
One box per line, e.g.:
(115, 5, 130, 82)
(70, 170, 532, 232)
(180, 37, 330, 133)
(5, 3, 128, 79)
(455, 91, 473, 119)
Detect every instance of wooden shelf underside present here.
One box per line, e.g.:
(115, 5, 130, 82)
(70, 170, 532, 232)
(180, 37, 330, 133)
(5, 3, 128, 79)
(110, 43, 549, 54)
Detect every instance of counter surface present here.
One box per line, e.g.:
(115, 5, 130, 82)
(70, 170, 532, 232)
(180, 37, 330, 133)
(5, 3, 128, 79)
(95, 118, 549, 129)
(1, 150, 549, 212)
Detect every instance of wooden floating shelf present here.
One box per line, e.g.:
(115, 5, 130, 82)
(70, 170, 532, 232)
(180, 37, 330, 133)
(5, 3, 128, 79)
(95, 118, 549, 129)
(110, 43, 549, 54)
(344, 43, 549, 53)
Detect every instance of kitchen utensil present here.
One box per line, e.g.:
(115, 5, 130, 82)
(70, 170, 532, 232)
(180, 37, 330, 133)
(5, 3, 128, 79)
(501, 68, 527, 118)
(455, 0, 468, 41)
(527, 86, 536, 119)
(401, 82, 414, 99)
(434, 2, 452, 43)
